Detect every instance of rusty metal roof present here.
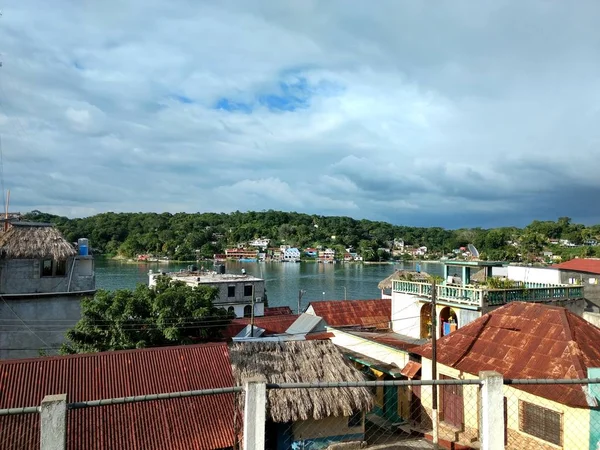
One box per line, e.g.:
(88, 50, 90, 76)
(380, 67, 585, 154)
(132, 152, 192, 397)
(412, 302, 600, 408)
(308, 299, 391, 330)
(223, 315, 300, 338)
(264, 306, 294, 316)
(401, 361, 422, 379)
(553, 258, 600, 275)
(0, 343, 236, 449)
(348, 331, 427, 352)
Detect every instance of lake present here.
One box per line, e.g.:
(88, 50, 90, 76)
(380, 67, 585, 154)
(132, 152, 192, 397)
(95, 258, 445, 310)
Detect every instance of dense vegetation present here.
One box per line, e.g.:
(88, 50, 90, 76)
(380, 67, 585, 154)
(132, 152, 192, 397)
(61, 276, 232, 354)
(24, 210, 600, 263)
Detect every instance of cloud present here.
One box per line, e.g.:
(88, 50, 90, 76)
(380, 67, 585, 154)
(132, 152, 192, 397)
(1, 0, 600, 227)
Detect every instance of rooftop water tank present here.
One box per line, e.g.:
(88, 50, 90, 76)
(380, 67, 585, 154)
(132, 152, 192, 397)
(78, 238, 89, 256)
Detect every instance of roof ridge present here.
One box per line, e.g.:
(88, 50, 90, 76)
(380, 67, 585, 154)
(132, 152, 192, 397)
(561, 309, 588, 379)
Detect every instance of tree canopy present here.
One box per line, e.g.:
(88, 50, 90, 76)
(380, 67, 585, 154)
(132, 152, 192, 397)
(23, 210, 600, 263)
(61, 276, 233, 354)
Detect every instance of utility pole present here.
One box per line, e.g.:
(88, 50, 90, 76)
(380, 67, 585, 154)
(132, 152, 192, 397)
(431, 278, 439, 449)
(297, 289, 306, 315)
(250, 286, 255, 338)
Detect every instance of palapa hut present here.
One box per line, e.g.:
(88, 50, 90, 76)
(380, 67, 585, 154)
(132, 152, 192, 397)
(230, 340, 374, 450)
(378, 270, 430, 297)
(0, 222, 77, 261)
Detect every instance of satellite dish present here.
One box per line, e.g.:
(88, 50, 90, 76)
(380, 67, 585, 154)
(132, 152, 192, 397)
(468, 244, 480, 259)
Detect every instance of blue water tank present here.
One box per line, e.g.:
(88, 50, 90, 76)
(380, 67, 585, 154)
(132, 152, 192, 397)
(78, 238, 89, 256)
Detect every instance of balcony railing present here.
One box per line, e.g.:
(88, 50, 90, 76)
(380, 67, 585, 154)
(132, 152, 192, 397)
(391, 280, 584, 308)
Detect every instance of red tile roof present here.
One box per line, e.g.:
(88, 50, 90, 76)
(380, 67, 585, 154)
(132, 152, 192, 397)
(0, 343, 236, 449)
(553, 258, 600, 275)
(308, 299, 391, 330)
(264, 306, 294, 316)
(412, 302, 600, 407)
(223, 315, 299, 338)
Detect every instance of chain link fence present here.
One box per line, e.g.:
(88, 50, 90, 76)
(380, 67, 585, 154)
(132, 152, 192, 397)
(1, 377, 599, 449)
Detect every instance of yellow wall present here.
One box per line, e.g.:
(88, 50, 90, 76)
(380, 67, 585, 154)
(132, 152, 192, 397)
(292, 414, 364, 440)
(420, 357, 591, 449)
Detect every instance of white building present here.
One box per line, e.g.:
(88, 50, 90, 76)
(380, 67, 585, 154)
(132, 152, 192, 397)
(148, 270, 265, 318)
(283, 247, 301, 262)
(249, 238, 270, 248)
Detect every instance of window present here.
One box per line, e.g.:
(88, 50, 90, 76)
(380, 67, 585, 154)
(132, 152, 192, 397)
(348, 411, 362, 428)
(228, 285, 235, 298)
(55, 260, 67, 276)
(227, 306, 235, 315)
(243, 305, 252, 318)
(244, 284, 253, 297)
(41, 260, 53, 277)
(519, 401, 562, 446)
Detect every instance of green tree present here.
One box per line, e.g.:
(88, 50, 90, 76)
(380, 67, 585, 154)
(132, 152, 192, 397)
(61, 277, 232, 354)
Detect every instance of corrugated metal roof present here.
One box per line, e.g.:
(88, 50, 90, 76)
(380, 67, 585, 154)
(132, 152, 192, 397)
(401, 361, 422, 379)
(308, 299, 391, 330)
(223, 315, 299, 338)
(0, 343, 236, 449)
(348, 331, 427, 352)
(412, 302, 600, 408)
(286, 313, 325, 335)
(264, 306, 293, 316)
(235, 324, 265, 338)
(553, 258, 600, 275)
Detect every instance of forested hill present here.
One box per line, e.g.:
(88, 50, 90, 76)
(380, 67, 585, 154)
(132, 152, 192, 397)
(21, 210, 600, 262)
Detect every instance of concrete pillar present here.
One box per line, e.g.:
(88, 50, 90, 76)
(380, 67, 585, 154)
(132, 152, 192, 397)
(40, 394, 67, 450)
(479, 371, 504, 450)
(461, 266, 467, 285)
(243, 377, 267, 450)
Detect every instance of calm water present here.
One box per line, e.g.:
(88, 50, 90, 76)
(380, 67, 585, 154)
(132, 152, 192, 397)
(95, 258, 444, 310)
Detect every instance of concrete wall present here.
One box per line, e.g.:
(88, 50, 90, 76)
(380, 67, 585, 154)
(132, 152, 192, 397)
(0, 293, 89, 359)
(0, 257, 95, 294)
(330, 328, 411, 369)
(559, 270, 600, 311)
(391, 292, 420, 338)
(213, 280, 265, 305)
(507, 266, 562, 284)
(292, 414, 364, 444)
(220, 302, 265, 318)
(583, 312, 600, 329)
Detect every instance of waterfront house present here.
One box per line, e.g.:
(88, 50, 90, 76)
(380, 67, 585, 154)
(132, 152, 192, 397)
(230, 340, 373, 450)
(304, 248, 318, 257)
(148, 269, 265, 318)
(249, 237, 270, 248)
(387, 259, 584, 340)
(0, 343, 236, 450)
(282, 247, 301, 262)
(0, 222, 95, 359)
(409, 302, 600, 449)
(225, 247, 259, 261)
(318, 248, 336, 263)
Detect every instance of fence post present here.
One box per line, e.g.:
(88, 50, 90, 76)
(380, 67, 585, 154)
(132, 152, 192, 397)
(479, 371, 504, 450)
(40, 394, 67, 450)
(243, 377, 266, 450)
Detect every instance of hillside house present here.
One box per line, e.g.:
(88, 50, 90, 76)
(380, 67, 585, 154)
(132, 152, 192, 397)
(0, 222, 96, 359)
(282, 247, 301, 262)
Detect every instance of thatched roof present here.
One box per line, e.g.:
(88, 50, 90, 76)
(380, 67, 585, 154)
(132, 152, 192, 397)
(470, 269, 487, 283)
(378, 269, 430, 290)
(230, 340, 373, 423)
(0, 223, 77, 260)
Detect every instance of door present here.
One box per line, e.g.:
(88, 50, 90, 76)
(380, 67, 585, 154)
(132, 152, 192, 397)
(384, 385, 399, 422)
(441, 375, 464, 429)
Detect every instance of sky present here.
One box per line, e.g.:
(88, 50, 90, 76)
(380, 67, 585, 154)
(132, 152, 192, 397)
(1, 1, 600, 228)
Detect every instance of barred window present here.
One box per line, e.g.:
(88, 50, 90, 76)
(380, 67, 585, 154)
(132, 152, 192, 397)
(519, 400, 562, 446)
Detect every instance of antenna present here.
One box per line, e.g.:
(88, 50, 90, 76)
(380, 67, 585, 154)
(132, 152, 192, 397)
(467, 243, 480, 260)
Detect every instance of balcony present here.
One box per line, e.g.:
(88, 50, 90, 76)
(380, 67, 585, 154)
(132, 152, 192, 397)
(392, 280, 584, 309)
